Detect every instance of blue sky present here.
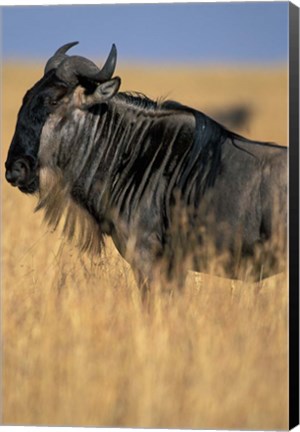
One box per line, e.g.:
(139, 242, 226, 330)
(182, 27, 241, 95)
(2, 2, 288, 64)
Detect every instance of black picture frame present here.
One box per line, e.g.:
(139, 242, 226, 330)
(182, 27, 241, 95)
(289, 2, 300, 429)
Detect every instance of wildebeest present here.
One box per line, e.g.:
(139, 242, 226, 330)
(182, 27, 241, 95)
(5, 42, 287, 296)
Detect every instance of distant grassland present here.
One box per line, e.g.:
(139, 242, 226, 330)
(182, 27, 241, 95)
(2, 63, 288, 428)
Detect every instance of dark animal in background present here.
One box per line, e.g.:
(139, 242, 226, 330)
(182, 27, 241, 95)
(211, 105, 253, 132)
(5, 42, 287, 297)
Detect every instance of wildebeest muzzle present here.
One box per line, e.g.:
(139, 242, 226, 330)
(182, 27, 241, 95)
(5, 157, 39, 193)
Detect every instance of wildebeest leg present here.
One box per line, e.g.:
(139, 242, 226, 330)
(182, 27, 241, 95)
(132, 262, 177, 307)
(162, 245, 189, 291)
(126, 230, 161, 300)
(133, 266, 187, 309)
(128, 230, 188, 302)
(174, 269, 187, 291)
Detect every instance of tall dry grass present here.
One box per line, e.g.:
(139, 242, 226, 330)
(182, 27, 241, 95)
(2, 63, 288, 428)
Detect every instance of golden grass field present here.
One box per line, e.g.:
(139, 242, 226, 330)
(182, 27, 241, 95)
(2, 63, 288, 428)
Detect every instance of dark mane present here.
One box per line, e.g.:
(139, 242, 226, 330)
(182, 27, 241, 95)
(116, 92, 235, 142)
(116, 92, 285, 150)
(116, 91, 160, 110)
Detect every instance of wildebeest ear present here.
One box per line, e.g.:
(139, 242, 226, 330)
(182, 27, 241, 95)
(82, 77, 121, 109)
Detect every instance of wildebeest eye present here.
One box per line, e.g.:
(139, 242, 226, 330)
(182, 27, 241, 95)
(49, 99, 58, 106)
(45, 97, 58, 107)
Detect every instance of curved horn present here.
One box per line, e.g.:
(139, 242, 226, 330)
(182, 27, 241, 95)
(97, 44, 117, 82)
(44, 41, 79, 74)
(54, 41, 79, 56)
(55, 44, 118, 86)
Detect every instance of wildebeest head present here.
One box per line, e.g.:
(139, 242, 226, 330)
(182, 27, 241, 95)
(5, 42, 121, 194)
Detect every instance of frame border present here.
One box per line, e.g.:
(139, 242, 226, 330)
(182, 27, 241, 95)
(289, 1, 299, 429)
